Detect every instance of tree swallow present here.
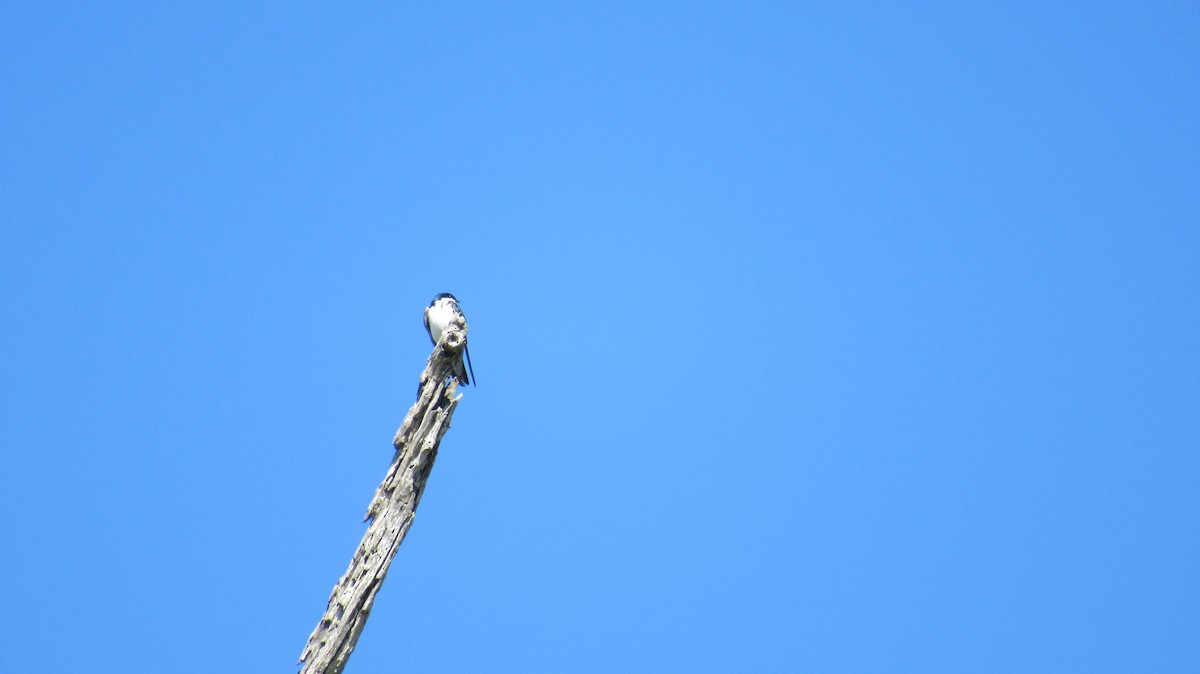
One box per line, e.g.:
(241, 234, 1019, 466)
(424, 292, 475, 386)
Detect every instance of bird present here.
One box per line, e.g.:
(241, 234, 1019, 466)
(424, 292, 475, 386)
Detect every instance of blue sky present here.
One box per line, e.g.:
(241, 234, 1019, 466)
(2, 2, 1197, 672)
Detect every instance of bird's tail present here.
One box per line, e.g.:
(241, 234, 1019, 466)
(462, 345, 475, 386)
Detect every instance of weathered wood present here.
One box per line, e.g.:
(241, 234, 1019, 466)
(298, 319, 469, 674)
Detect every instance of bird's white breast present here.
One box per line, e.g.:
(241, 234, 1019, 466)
(426, 301, 456, 342)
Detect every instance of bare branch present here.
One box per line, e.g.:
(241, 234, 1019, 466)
(298, 322, 468, 674)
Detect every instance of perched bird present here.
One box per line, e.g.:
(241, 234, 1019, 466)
(424, 292, 475, 385)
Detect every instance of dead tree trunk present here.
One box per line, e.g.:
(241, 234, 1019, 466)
(298, 321, 469, 674)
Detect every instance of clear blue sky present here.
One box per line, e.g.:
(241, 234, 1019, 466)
(2, 2, 1197, 672)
